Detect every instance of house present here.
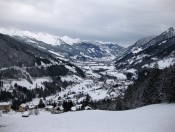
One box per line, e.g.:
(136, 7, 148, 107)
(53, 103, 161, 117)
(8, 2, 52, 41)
(109, 92, 118, 97)
(106, 79, 115, 85)
(27, 103, 37, 115)
(84, 106, 92, 110)
(71, 106, 77, 111)
(71, 104, 82, 111)
(28, 104, 36, 110)
(19, 104, 28, 112)
(0, 102, 11, 112)
(45, 105, 54, 111)
(51, 106, 64, 114)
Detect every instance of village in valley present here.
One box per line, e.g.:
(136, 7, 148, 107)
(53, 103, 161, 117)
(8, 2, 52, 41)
(0, 61, 135, 117)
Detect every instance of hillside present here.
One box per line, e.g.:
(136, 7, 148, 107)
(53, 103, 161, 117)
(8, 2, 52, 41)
(115, 27, 175, 70)
(0, 33, 85, 108)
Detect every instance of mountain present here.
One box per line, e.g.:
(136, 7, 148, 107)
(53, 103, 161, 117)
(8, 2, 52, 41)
(0, 28, 125, 62)
(0, 33, 85, 90)
(115, 27, 175, 70)
(0, 27, 175, 112)
(0, 31, 129, 110)
(94, 27, 175, 111)
(0, 33, 87, 108)
(0, 29, 127, 108)
(121, 36, 156, 57)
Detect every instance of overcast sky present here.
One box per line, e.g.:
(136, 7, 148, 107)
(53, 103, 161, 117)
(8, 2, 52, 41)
(0, 0, 174, 47)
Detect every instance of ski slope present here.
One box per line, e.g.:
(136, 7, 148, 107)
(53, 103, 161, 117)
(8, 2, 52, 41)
(0, 104, 175, 132)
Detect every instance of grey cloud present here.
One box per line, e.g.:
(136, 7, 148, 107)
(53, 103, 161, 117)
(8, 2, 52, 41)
(0, 0, 174, 47)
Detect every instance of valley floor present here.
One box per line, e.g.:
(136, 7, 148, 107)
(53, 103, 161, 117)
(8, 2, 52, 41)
(0, 104, 175, 132)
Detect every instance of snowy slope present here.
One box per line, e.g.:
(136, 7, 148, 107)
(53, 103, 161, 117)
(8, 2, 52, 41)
(3, 77, 52, 90)
(60, 36, 80, 45)
(115, 27, 175, 70)
(142, 57, 175, 69)
(1, 104, 175, 132)
(121, 35, 156, 56)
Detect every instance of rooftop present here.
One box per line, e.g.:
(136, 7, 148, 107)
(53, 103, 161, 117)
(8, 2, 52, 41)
(0, 102, 11, 105)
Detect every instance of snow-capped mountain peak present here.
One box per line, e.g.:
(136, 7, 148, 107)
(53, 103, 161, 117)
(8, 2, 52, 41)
(60, 36, 80, 45)
(0, 27, 82, 46)
(165, 27, 175, 38)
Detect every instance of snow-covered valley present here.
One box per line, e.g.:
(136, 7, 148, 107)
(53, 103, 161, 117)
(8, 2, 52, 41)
(0, 0, 175, 131)
(0, 26, 175, 132)
(1, 104, 175, 132)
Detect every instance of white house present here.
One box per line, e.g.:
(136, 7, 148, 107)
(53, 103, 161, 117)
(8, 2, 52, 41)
(52, 106, 64, 114)
(84, 106, 92, 110)
(45, 105, 54, 111)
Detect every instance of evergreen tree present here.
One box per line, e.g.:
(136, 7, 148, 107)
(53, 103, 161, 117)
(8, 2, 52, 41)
(38, 99, 45, 108)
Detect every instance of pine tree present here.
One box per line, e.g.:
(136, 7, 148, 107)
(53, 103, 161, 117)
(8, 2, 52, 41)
(38, 99, 45, 108)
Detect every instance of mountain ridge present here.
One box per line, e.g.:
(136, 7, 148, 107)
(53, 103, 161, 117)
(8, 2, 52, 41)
(115, 27, 175, 70)
(0, 27, 125, 62)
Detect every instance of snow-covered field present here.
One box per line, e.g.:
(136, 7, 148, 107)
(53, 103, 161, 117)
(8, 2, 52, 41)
(1, 104, 175, 132)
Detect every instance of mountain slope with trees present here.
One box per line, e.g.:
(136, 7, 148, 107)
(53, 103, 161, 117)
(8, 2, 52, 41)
(0, 33, 85, 110)
(115, 27, 175, 70)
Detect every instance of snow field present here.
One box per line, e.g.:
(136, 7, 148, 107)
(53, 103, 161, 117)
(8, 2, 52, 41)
(0, 104, 175, 132)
